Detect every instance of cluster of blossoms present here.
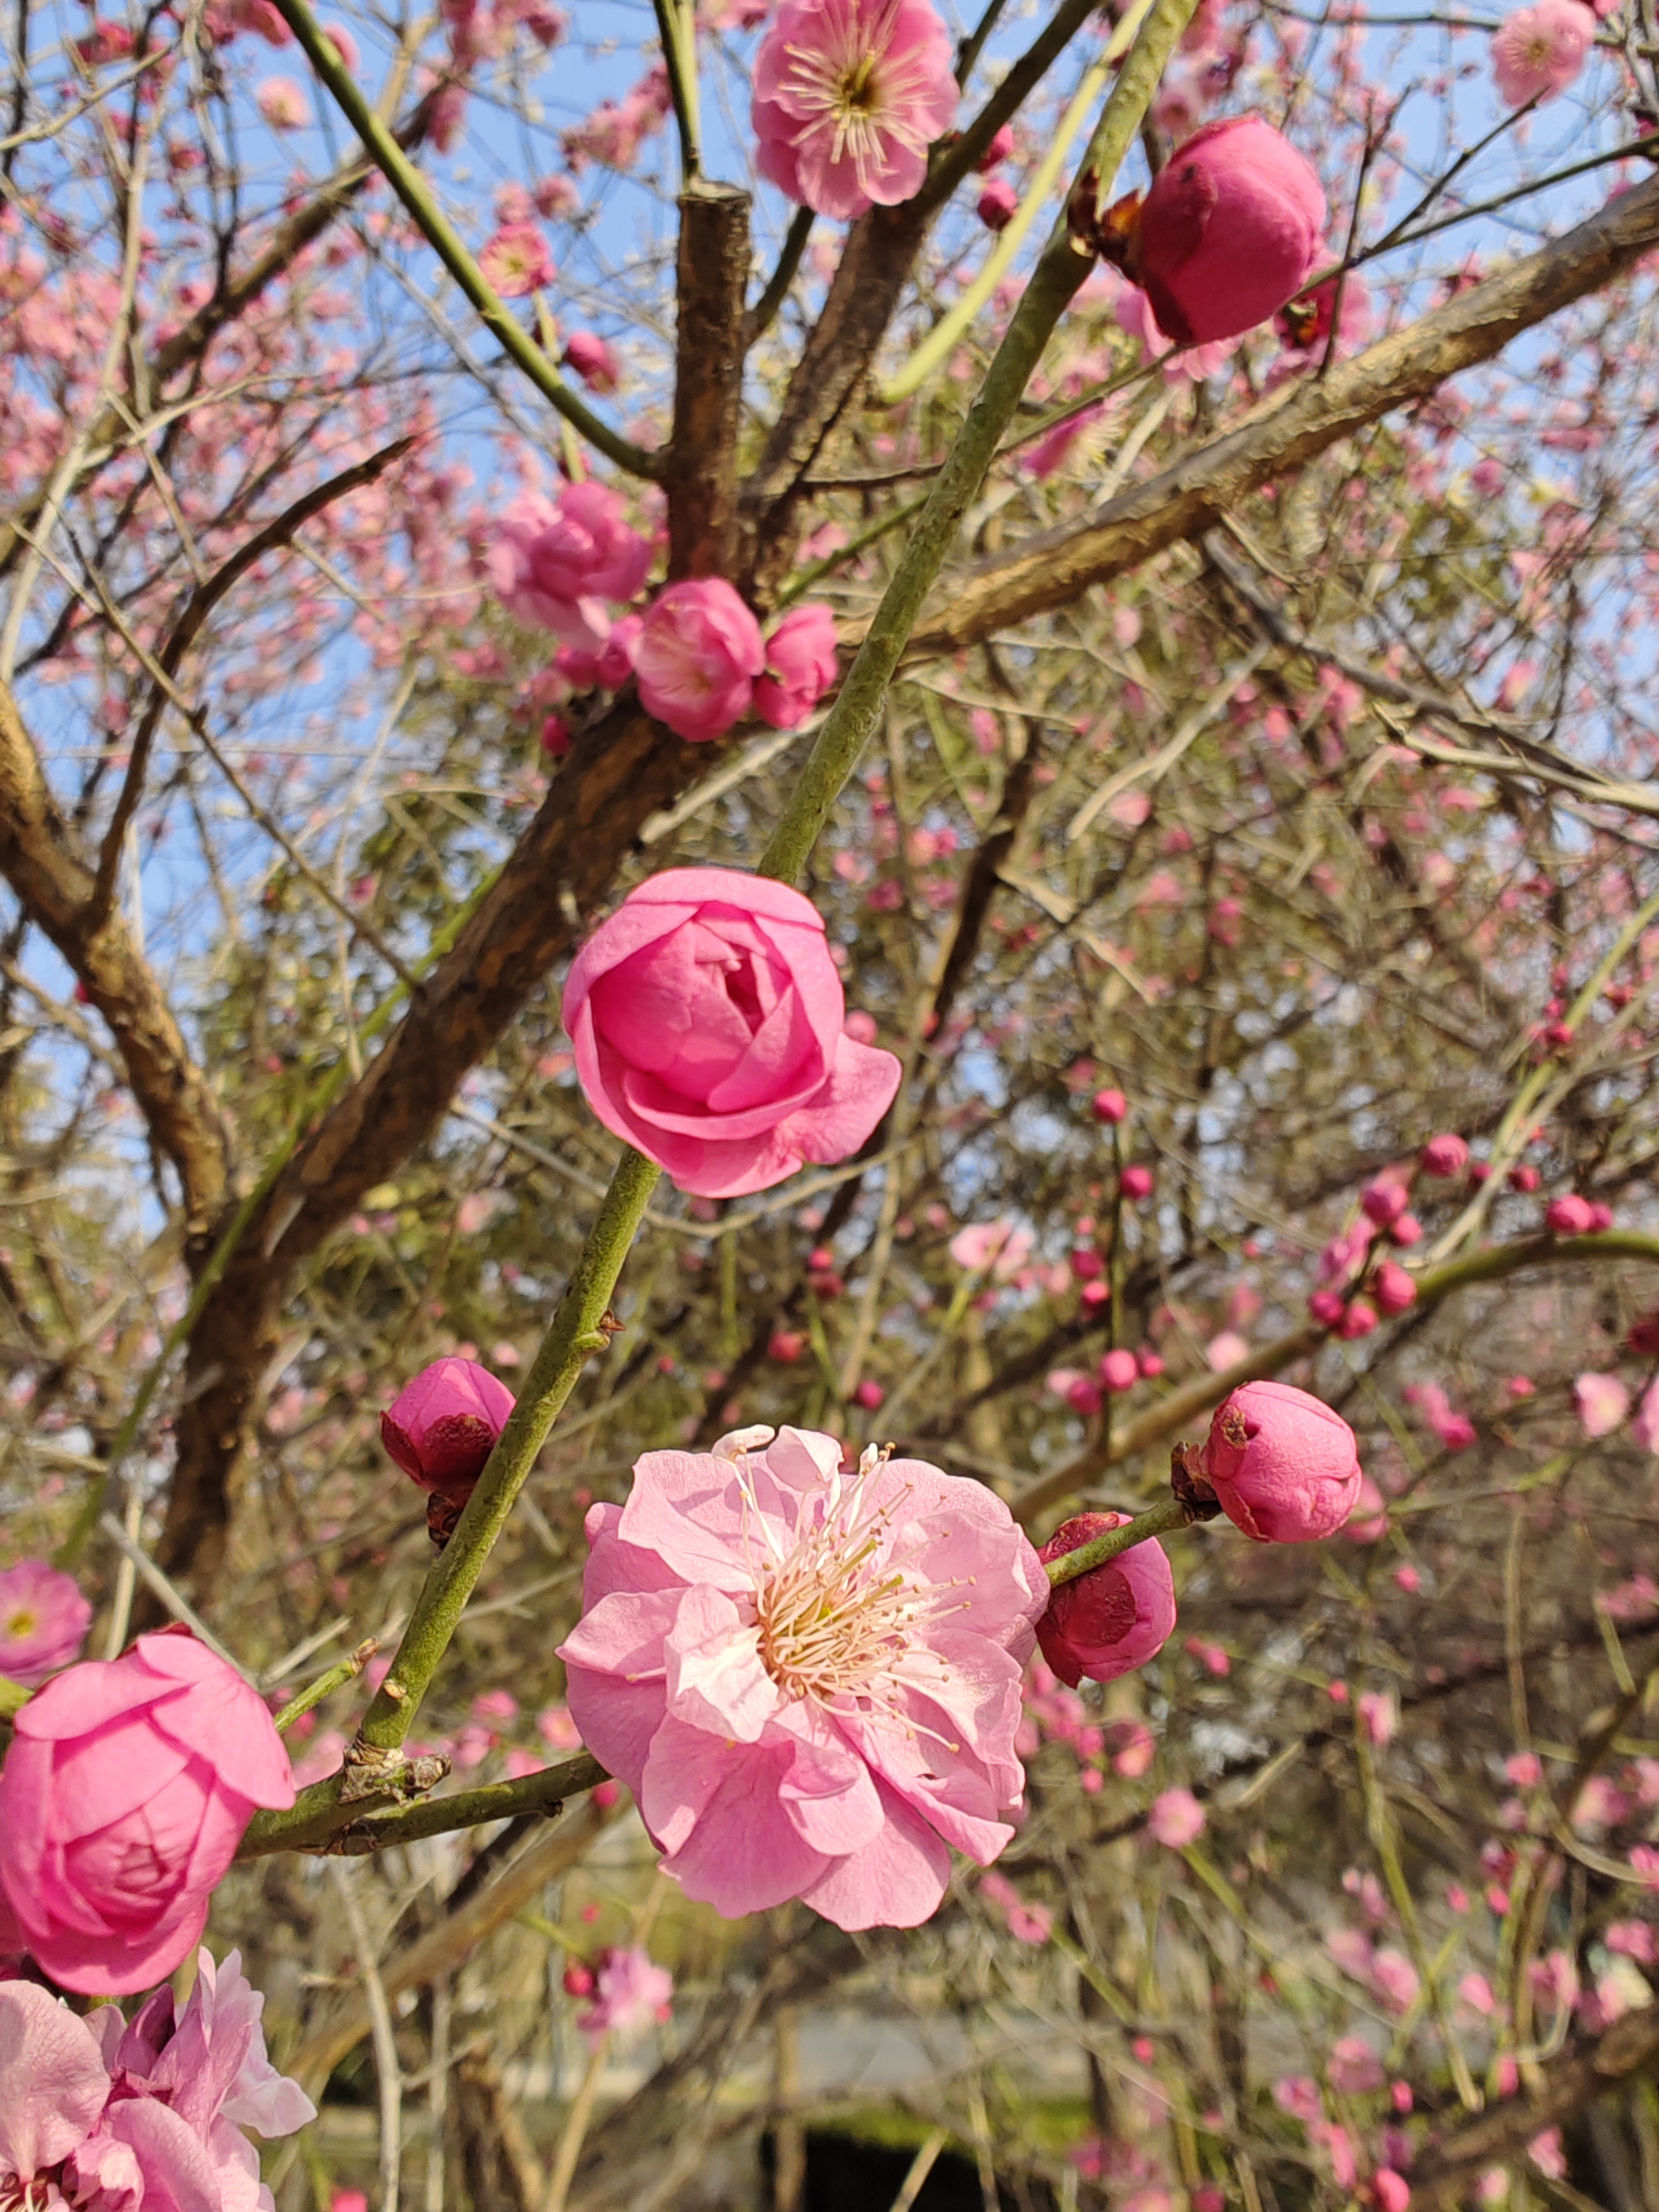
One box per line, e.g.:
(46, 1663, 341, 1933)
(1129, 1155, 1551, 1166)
(488, 483, 840, 744)
(0, 1953, 312, 2211)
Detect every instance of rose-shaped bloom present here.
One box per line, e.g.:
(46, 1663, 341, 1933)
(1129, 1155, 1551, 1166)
(380, 1357, 517, 1499)
(1201, 1379, 1362, 1543)
(632, 578, 766, 740)
(1035, 1514, 1176, 1688)
(558, 1425, 1049, 1928)
(0, 1629, 295, 1993)
(1133, 115, 1327, 345)
(487, 483, 653, 650)
(754, 602, 838, 730)
(562, 867, 902, 1198)
(752, 0, 958, 221)
(0, 1559, 92, 1687)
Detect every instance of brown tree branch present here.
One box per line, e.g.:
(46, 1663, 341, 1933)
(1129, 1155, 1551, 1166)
(0, 679, 232, 1246)
(897, 173, 1659, 656)
(667, 182, 751, 581)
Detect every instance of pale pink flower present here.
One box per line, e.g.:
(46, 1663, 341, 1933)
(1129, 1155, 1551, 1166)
(1491, 0, 1593, 105)
(1147, 1787, 1206, 1848)
(577, 1945, 673, 2041)
(0, 1981, 109, 2198)
(1358, 1689, 1397, 1745)
(948, 1217, 1033, 1280)
(632, 578, 766, 741)
(752, 0, 958, 221)
(1206, 1329, 1250, 1371)
(564, 868, 901, 1198)
(557, 1426, 1048, 1928)
(1371, 1947, 1421, 2013)
(754, 602, 839, 729)
(0, 1559, 91, 1687)
(0, 1628, 295, 1994)
(1375, 2171, 1411, 2212)
(478, 221, 557, 298)
(256, 76, 310, 129)
(1575, 1371, 1629, 1438)
(319, 20, 359, 68)
(1327, 2034, 1385, 2096)
(1273, 2074, 1322, 2122)
(1546, 1191, 1597, 1234)
(488, 484, 653, 651)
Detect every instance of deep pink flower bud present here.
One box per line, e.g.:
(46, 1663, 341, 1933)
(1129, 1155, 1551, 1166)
(853, 1379, 885, 1409)
(1545, 1193, 1595, 1236)
(1372, 1261, 1417, 1316)
(1509, 1163, 1540, 1192)
(1308, 1290, 1345, 1327)
(1585, 1201, 1614, 1232)
(975, 121, 1015, 170)
(769, 1329, 806, 1363)
(540, 712, 571, 758)
(1036, 1512, 1176, 1687)
(1419, 1133, 1469, 1177)
(1361, 1179, 1408, 1227)
(1627, 1314, 1659, 1357)
(1121, 1164, 1154, 1199)
(977, 177, 1019, 231)
(754, 602, 838, 730)
(1338, 1300, 1377, 1339)
(1138, 1347, 1165, 1378)
(1386, 1213, 1422, 1247)
(1201, 1379, 1362, 1543)
(1129, 116, 1326, 346)
(1080, 1280, 1111, 1310)
(562, 1961, 595, 1997)
(1067, 1378, 1103, 1415)
(1091, 1087, 1128, 1124)
(381, 1357, 516, 1500)
(633, 578, 765, 741)
(563, 328, 619, 393)
(1070, 1246, 1103, 1281)
(1098, 1348, 1139, 1392)
(0, 1628, 295, 1992)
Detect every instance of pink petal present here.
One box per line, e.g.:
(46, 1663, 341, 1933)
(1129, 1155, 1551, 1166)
(799, 1780, 953, 1931)
(0, 1981, 111, 2178)
(662, 1586, 779, 1743)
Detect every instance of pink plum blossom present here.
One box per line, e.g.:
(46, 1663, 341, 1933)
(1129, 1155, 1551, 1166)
(563, 867, 901, 1198)
(1575, 1371, 1630, 1438)
(0, 1628, 295, 1993)
(1373, 1261, 1417, 1316)
(478, 221, 557, 298)
(382, 1355, 515, 1498)
(754, 602, 839, 729)
(977, 178, 1019, 231)
(1098, 1348, 1138, 1392)
(948, 1217, 1034, 1280)
(1633, 1379, 1659, 1454)
(0, 1559, 91, 1687)
(1092, 1087, 1128, 1124)
(1147, 1787, 1206, 1847)
(1545, 1192, 1596, 1235)
(557, 1425, 1048, 1927)
(752, 0, 958, 221)
(1326, 2034, 1385, 2096)
(1419, 1131, 1469, 1176)
(1491, 0, 1594, 105)
(633, 578, 767, 741)
(564, 330, 620, 392)
(1035, 1512, 1176, 1687)
(1130, 115, 1326, 345)
(577, 1945, 674, 2041)
(255, 77, 310, 129)
(1202, 1380, 1362, 1542)
(488, 483, 653, 650)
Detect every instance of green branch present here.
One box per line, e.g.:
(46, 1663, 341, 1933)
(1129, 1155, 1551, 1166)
(1043, 1495, 1193, 1587)
(272, 0, 664, 482)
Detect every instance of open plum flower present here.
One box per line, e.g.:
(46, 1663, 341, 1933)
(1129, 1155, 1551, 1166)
(562, 867, 901, 1198)
(558, 1426, 1049, 1928)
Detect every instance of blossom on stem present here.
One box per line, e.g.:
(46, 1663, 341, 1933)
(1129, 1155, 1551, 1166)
(1035, 1513, 1176, 1687)
(1490, 0, 1594, 105)
(381, 1355, 516, 1497)
(577, 1945, 674, 2041)
(1201, 1379, 1361, 1542)
(557, 1426, 1048, 1928)
(488, 483, 653, 651)
(633, 578, 767, 741)
(0, 1559, 92, 1687)
(0, 1630, 295, 1994)
(754, 602, 839, 729)
(564, 868, 901, 1198)
(752, 0, 958, 221)
(478, 221, 557, 297)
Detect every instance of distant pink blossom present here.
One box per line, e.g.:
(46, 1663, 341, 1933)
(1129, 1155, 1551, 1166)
(754, 602, 839, 729)
(1206, 1329, 1250, 1371)
(577, 1945, 674, 2041)
(1036, 1512, 1176, 1688)
(1375, 2172, 1411, 2212)
(1358, 1690, 1397, 1745)
(1491, 0, 1593, 105)
(949, 1217, 1034, 1280)
(1575, 1371, 1630, 1438)
(1371, 1948, 1420, 2013)
(1634, 1379, 1659, 1454)
(488, 483, 653, 651)
(478, 221, 557, 298)
(320, 20, 359, 68)
(977, 178, 1019, 231)
(1274, 2074, 1322, 2122)
(1147, 1787, 1206, 1848)
(633, 578, 766, 741)
(1373, 1261, 1417, 1316)
(1344, 1474, 1388, 1541)
(564, 330, 620, 392)
(0, 1560, 91, 1687)
(1327, 2034, 1385, 2096)
(558, 1426, 1048, 1927)
(752, 0, 958, 220)
(1419, 1131, 1469, 1176)
(1545, 1192, 1597, 1235)
(255, 76, 310, 129)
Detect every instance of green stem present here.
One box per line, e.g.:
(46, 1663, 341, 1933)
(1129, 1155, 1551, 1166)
(273, 1639, 378, 1734)
(651, 0, 701, 181)
(354, 1149, 660, 1758)
(757, 0, 1198, 885)
(1044, 1495, 1191, 1587)
(272, 0, 663, 481)
(239, 1753, 608, 1859)
(747, 205, 815, 348)
(772, 491, 930, 611)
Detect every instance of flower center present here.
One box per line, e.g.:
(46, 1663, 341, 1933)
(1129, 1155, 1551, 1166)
(4, 1607, 35, 1639)
(755, 1524, 916, 1703)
